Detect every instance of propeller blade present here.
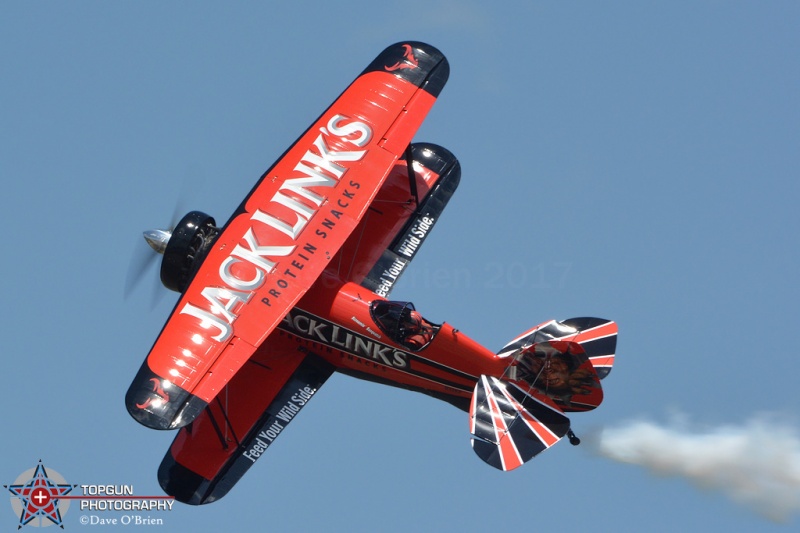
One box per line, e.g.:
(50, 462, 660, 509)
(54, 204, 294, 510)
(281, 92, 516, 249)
(124, 238, 159, 300)
(124, 166, 205, 303)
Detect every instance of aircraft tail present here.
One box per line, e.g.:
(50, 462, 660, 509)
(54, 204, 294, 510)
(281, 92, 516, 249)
(470, 318, 617, 470)
(469, 375, 570, 471)
(498, 317, 618, 379)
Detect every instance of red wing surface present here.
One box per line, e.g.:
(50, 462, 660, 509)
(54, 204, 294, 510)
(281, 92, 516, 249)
(330, 143, 460, 297)
(469, 376, 570, 471)
(127, 42, 449, 430)
(158, 333, 334, 505)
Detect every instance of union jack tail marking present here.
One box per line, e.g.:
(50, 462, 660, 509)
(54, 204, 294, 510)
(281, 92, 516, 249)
(469, 375, 570, 471)
(498, 317, 618, 379)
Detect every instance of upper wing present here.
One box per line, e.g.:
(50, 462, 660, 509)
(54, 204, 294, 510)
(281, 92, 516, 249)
(127, 42, 450, 430)
(158, 333, 334, 505)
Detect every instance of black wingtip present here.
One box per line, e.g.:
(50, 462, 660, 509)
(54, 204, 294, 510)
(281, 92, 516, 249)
(125, 363, 207, 430)
(158, 451, 213, 505)
(363, 41, 449, 97)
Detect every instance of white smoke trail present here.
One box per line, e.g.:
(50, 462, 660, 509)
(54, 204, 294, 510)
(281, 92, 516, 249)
(586, 415, 800, 522)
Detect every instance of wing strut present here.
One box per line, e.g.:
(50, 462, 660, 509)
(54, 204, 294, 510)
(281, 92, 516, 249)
(404, 144, 419, 205)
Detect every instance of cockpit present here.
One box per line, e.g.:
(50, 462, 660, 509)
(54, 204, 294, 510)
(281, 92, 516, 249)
(369, 301, 439, 351)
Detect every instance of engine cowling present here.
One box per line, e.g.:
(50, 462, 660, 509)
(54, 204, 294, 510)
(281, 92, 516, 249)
(160, 211, 219, 293)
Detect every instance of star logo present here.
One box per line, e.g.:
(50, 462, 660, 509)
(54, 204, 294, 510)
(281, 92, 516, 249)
(5, 461, 76, 529)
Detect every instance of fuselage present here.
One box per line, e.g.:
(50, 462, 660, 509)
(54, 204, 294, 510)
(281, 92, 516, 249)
(277, 271, 506, 410)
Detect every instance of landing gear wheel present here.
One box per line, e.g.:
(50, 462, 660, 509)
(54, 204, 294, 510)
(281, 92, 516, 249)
(567, 429, 581, 446)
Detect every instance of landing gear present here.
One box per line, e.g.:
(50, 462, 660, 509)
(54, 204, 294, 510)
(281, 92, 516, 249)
(567, 428, 581, 446)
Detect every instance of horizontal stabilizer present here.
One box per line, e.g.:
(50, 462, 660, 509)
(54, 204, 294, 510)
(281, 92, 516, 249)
(469, 375, 570, 471)
(499, 317, 617, 379)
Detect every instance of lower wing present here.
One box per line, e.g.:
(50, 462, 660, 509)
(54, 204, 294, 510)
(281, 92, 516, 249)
(157, 333, 334, 505)
(331, 142, 460, 297)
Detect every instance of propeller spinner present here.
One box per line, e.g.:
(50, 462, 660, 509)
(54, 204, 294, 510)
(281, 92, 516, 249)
(144, 229, 172, 255)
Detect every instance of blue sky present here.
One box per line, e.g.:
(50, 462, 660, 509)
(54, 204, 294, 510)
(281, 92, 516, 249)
(2, 2, 798, 531)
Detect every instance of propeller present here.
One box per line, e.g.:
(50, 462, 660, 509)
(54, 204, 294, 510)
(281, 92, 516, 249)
(124, 228, 171, 301)
(124, 167, 208, 303)
(124, 196, 185, 302)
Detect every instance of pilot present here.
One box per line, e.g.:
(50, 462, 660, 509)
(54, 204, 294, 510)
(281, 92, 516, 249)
(400, 309, 434, 349)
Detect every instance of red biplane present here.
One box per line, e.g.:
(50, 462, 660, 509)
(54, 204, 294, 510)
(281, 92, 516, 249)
(126, 42, 618, 505)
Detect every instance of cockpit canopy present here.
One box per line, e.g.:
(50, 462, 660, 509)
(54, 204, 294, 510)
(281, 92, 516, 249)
(369, 301, 439, 351)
